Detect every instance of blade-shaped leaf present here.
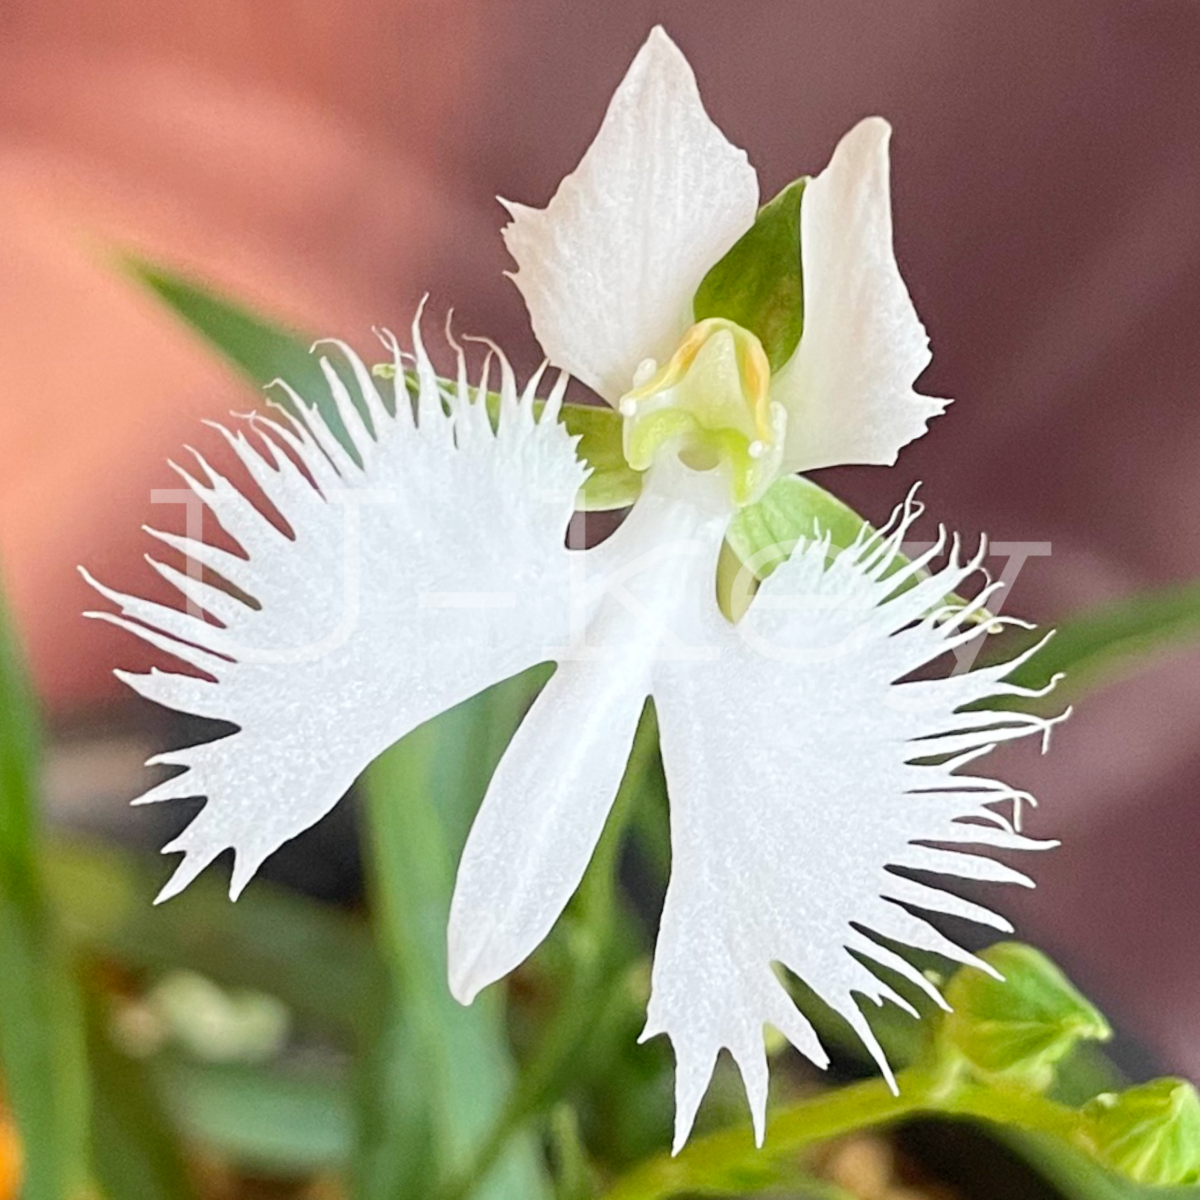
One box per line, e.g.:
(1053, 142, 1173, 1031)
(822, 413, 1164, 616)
(121, 255, 640, 510)
(0, 584, 90, 1199)
(86, 992, 196, 1200)
(158, 1054, 352, 1172)
(988, 579, 1200, 705)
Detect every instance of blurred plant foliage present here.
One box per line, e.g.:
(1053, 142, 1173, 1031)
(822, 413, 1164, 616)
(1, 263, 1199, 1198)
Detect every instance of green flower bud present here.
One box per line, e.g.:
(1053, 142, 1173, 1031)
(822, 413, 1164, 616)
(938, 943, 1111, 1088)
(1083, 1079, 1200, 1186)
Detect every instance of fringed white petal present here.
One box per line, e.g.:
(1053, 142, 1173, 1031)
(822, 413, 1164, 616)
(645, 496, 1059, 1150)
(84, 323, 587, 901)
(773, 117, 949, 473)
(502, 26, 759, 403)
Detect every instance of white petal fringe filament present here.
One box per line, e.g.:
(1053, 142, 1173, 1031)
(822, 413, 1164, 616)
(84, 323, 1063, 1153)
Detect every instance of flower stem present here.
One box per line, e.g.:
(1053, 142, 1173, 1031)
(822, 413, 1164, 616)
(601, 1068, 1091, 1200)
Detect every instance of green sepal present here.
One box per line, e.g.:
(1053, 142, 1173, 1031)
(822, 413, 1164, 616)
(938, 943, 1112, 1090)
(1082, 1078, 1200, 1186)
(718, 474, 981, 623)
(558, 403, 643, 511)
(725, 474, 871, 582)
(693, 178, 807, 372)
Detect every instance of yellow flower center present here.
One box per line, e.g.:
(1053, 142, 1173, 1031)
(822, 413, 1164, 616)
(619, 318, 787, 507)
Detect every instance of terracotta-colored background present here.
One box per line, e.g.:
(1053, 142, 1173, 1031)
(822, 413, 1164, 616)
(2, 0, 1198, 1081)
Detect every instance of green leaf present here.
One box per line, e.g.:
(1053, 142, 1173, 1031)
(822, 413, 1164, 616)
(122, 256, 640, 511)
(158, 1054, 352, 1172)
(693, 179, 807, 372)
(356, 669, 553, 1200)
(987, 578, 1200, 705)
(548, 1104, 596, 1200)
(120, 253, 365, 457)
(47, 837, 377, 1038)
(86, 992, 196, 1200)
(600, 944, 1161, 1200)
(125, 257, 332, 402)
(0, 582, 90, 1200)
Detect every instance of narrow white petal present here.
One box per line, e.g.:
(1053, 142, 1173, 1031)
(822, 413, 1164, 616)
(447, 657, 648, 1004)
(449, 463, 730, 1004)
(646, 498, 1056, 1147)
(773, 117, 948, 472)
(503, 27, 759, 402)
(86, 328, 587, 900)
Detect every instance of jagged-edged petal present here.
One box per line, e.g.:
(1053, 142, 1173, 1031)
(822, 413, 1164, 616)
(645, 498, 1059, 1150)
(84, 324, 588, 901)
(773, 117, 948, 473)
(448, 465, 732, 1006)
(503, 26, 759, 403)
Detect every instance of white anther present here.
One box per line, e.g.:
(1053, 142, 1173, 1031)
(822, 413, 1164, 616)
(619, 397, 638, 417)
(748, 440, 766, 459)
(632, 357, 658, 388)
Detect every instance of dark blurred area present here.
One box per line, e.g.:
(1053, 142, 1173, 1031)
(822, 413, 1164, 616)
(2, 0, 1199, 1117)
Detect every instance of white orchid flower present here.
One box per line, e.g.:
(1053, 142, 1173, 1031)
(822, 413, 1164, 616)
(86, 27, 1060, 1149)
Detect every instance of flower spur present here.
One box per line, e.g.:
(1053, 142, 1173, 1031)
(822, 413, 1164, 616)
(86, 27, 1061, 1150)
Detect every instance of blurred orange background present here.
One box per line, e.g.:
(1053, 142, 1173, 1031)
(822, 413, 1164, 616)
(3, 0, 1199, 1093)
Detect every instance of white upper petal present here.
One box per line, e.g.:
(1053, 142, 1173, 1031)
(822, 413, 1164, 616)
(502, 27, 759, 403)
(84, 328, 586, 901)
(645, 501, 1057, 1149)
(773, 117, 949, 473)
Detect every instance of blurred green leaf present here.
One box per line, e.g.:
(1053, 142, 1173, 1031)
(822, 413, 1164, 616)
(549, 1104, 596, 1200)
(121, 255, 347, 430)
(86, 992, 196, 1200)
(123, 256, 640, 510)
(989, 578, 1200, 705)
(0, 584, 90, 1199)
(357, 668, 553, 1200)
(47, 837, 377, 1037)
(158, 1053, 351, 1172)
